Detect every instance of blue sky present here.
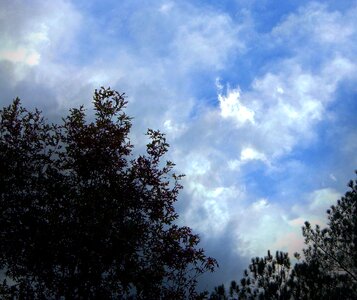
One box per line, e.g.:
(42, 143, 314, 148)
(1, 0, 357, 290)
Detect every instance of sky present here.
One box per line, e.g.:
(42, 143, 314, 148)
(1, 0, 357, 291)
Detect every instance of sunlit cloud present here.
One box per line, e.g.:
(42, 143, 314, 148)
(218, 87, 255, 125)
(0, 49, 40, 66)
(240, 147, 267, 163)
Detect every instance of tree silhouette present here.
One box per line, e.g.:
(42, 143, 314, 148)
(302, 175, 356, 282)
(286, 255, 355, 299)
(293, 172, 357, 299)
(210, 172, 357, 299)
(228, 251, 291, 300)
(0, 87, 217, 299)
(208, 283, 227, 300)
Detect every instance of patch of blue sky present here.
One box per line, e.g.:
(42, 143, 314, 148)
(240, 162, 280, 198)
(323, 0, 357, 12)
(246, 0, 304, 33)
(329, 81, 357, 128)
(270, 126, 354, 206)
(195, 0, 240, 15)
(238, 155, 324, 209)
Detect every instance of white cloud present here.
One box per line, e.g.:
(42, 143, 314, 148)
(184, 183, 243, 236)
(0, 48, 40, 66)
(272, 3, 357, 47)
(237, 55, 355, 160)
(244, 3, 357, 159)
(219, 1, 357, 250)
(240, 147, 267, 163)
(171, 8, 243, 71)
(227, 159, 241, 171)
(175, 0, 357, 261)
(271, 187, 341, 255)
(291, 188, 340, 228)
(159, 2, 174, 13)
(307, 188, 341, 215)
(218, 87, 255, 125)
(185, 154, 211, 176)
(0, 1, 88, 114)
(213, 58, 347, 164)
(0, 1, 81, 69)
(163, 119, 187, 139)
(233, 186, 342, 257)
(233, 199, 291, 257)
(251, 198, 269, 211)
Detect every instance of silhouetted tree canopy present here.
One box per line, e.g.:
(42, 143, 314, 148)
(0, 87, 217, 299)
(209, 251, 291, 300)
(210, 172, 357, 300)
(296, 172, 357, 299)
(209, 283, 227, 300)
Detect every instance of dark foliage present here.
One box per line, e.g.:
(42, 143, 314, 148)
(0, 87, 217, 299)
(296, 171, 357, 299)
(209, 283, 227, 300)
(210, 251, 291, 300)
(210, 172, 357, 300)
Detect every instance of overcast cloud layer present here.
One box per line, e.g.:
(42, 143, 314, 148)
(1, 0, 357, 290)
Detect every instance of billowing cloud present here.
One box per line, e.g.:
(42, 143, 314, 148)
(218, 87, 255, 125)
(170, 1, 357, 286)
(171, 11, 243, 71)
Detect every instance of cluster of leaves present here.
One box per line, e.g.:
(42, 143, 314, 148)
(209, 251, 291, 300)
(0, 87, 217, 299)
(302, 178, 357, 283)
(209, 173, 357, 300)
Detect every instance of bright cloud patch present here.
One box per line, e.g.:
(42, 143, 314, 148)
(306, 188, 341, 216)
(240, 147, 267, 163)
(0, 21, 49, 66)
(218, 87, 255, 125)
(0, 48, 40, 66)
(184, 183, 241, 236)
(234, 199, 290, 257)
(163, 119, 187, 139)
